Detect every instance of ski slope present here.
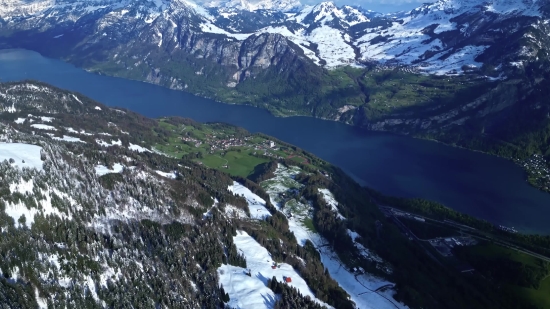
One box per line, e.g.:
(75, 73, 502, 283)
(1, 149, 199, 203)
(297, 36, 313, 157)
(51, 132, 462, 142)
(217, 231, 331, 309)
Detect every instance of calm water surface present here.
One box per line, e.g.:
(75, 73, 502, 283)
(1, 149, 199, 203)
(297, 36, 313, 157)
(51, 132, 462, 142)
(1, 49, 549, 234)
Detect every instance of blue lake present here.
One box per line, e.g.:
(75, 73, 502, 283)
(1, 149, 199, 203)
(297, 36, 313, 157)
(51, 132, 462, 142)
(1, 49, 549, 234)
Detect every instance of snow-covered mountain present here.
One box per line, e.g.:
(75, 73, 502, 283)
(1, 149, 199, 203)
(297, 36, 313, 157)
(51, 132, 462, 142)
(204, 0, 302, 12)
(1, 0, 547, 72)
(1, 0, 550, 139)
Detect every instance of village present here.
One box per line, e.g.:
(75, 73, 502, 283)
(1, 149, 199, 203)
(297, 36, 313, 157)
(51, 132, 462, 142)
(181, 133, 281, 154)
(519, 154, 550, 192)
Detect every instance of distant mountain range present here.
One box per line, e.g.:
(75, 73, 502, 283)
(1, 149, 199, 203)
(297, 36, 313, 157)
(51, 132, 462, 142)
(1, 0, 550, 159)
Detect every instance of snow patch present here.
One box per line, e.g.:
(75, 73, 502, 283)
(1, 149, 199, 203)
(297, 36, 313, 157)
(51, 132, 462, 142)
(155, 170, 177, 179)
(228, 181, 271, 220)
(0, 142, 43, 171)
(52, 135, 85, 143)
(318, 188, 345, 220)
(218, 231, 330, 309)
(71, 94, 83, 104)
(96, 139, 122, 147)
(31, 124, 57, 131)
(129, 143, 151, 153)
(95, 163, 124, 176)
(5, 179, 72, 228)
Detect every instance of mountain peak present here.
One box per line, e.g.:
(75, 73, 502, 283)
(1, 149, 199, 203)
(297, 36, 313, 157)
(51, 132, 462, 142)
(204, 0, 301, 12)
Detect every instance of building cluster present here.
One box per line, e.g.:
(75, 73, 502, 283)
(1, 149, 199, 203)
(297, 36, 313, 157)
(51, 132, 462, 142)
(184, 134, 250, 151)
(497, 225, 518, 234)
(429, 236, 477, 257)
(521, 154, 550, 191)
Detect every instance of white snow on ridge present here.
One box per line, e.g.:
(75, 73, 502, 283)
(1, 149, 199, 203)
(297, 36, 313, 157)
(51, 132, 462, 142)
(199, 22, 252, 40)
(0, 142, 43, 171)
(94, 163, 124, 176)
(205, 0, 301, 13)
(228, 181, 271, 220)
(65, 127, 93, 136)
(52, 135, 85, 143)
(318, 188, 345, 220)
(129, 143, 151, 153)
(224, 204, 248, 219)
(347, 229, 384, 262)
(484, 0, 541, 17)
(5, 179, 73, 228)
(217, 230, 331, 309)
(96, 139, 122, 147)
(425, 45, 487, 75)
(14, 118, 25, 124)
(155, 170, 177, 179)
(71, 94, 83, 104)
(31, 124, 57, 131)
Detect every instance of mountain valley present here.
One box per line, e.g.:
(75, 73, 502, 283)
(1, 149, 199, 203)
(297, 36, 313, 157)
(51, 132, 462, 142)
(2, 0, 550, 307)
(1, 81, 550, 308)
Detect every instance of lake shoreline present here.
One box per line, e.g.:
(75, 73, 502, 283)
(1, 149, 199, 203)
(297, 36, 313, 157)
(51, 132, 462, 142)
(3, 48, 550, 235)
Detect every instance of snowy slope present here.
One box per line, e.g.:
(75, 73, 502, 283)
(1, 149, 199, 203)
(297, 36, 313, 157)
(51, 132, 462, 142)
(228, 181, 271, 219)
(318, 188, 345, 220)
(261, 164, 407, 309)
(217, 230, 331, 309)
(1, 0, 547, 76)
(0, 142, 43, 171)
(204, 0, 301, 12)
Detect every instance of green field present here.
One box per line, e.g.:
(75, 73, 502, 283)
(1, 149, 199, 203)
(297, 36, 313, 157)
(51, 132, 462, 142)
(360, 69, 493, 120)
(153, 118, 313, 178)
(519, 274, 550, 309)
(456, 243, 550, 309)
(200, 150, 270, 177)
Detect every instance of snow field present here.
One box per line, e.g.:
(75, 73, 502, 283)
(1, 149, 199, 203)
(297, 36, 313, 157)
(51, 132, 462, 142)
(52, 135, 85, 143)
(155, 170, 177, 179)
(218, 231, 330, 309)
(129, 143, 151, 153)
(94, 163, 124, 176)
(31, 123, 57, 131)
(228, 181, 271, 219)
(224, 204, 248, 219)
(0, 142, 43, 171)
(96, 139, 122, 147)
(5, 178, 73, 228)
(65, 127, 93, 136)
(317, 243, 405, 309)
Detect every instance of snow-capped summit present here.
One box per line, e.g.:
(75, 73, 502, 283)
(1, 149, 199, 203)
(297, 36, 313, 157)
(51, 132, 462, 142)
(410, 0, 541, 18)
(204, 0, 301, 12)
(311, 1, 340, 21)
(293, 1, 369, 25)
